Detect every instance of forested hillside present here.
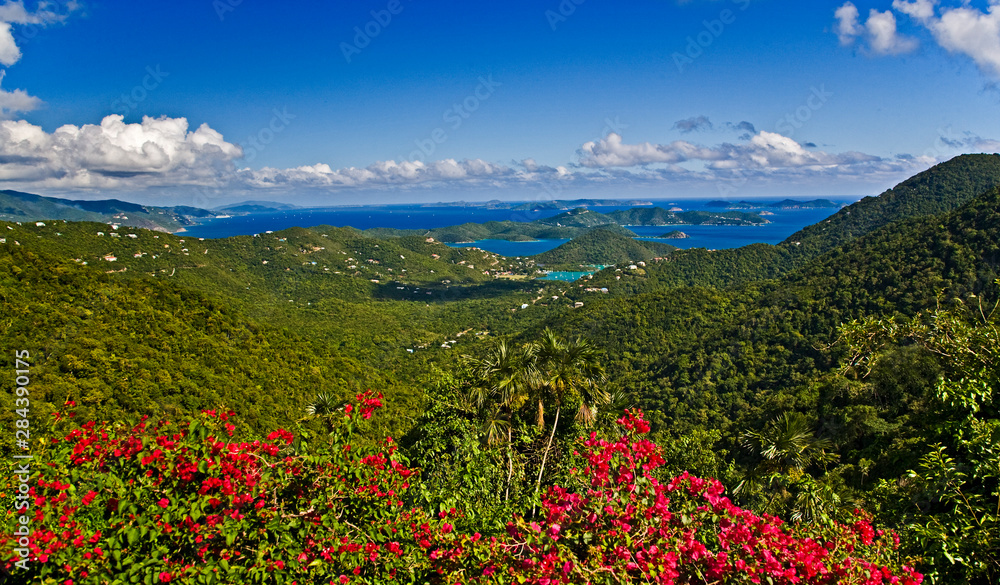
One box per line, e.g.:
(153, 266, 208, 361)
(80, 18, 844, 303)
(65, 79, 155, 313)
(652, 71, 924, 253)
(593, 153, 1000, 292)
(2, 155, 1000, 583)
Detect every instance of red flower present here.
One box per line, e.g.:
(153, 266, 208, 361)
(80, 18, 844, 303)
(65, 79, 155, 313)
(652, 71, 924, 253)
(157, 498, 169, 509)
(158, 572, 171, 583)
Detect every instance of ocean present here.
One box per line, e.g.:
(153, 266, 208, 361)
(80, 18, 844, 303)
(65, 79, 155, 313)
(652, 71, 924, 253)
(181, 199, 859, 256)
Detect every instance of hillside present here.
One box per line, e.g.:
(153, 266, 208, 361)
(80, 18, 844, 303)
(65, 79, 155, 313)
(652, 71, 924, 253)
(4, 158, 1000, 583)
(363, 219, 637, 243)
(785, 153, 1000, 253)
(549, 179, 1000, 450)
(592, 154, 1000, 292)
(0, 220, 580, 440)
(535, 207, 616, 228)
(0, 190, 217, 232)
(0, 244, 408, 435)
(533, 227, 676, 268)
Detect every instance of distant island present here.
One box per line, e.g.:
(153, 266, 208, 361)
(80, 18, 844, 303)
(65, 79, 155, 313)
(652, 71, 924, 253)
(706, 199, 840, 209)
(659, 230, 690, 239)
(424, 199, 655, 211)
(3, 190, 769, 239)
(215, 201, 301, 214)
(0, 190, 217, 232)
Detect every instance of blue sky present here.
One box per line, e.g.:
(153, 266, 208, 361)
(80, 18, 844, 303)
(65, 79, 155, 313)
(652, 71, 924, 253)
(0, 0, 998, 207)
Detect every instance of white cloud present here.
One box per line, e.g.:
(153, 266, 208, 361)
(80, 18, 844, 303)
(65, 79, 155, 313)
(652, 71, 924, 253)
(0, 114, 570, 194)
(0, 115, 244, 189)
(578, 133, 723, 167)
(847, 1, 1000, 79)
(892, 0, 936, 21)
(0, 21, 20, 65)
(866, 9, 918, 54)
(0, 70, 41, 117)
(576, 131, 932, 183)
(925, 2, 1000, 79)
(834, 3, 918, 54)
(835, 2, 862, 45)
(0, 0, 80, 25)
(0, 114, 961, 201)
(0, 0, 82, 66)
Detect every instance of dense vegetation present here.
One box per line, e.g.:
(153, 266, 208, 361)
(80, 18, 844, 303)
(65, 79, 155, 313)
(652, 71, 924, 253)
(534, 228, 676, 269)
(3, 154, 1000, 583)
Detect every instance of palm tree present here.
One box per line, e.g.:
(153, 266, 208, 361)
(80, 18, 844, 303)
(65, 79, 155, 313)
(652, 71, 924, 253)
(462, 339, 535, 500)
(531, 328, 606, 511)
(304, 392, 341, 434)
(736, 412, 838, 514)
(740, 412, 835, 474)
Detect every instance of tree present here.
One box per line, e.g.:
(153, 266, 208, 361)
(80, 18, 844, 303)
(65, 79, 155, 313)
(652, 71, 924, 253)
(737, 411, 840, 520)
(840, 290, 1000, 584)
(462, 339, 536, 501)
(531, 328, 607, 511)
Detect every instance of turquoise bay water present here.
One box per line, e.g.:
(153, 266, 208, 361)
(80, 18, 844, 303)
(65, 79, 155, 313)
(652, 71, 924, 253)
(539, 271, 598, 281)
(182, 199, 858, 256)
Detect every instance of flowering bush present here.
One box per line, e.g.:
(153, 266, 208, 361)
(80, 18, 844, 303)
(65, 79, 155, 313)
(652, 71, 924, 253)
(2, 392, 435, 584)
(2, 400, 922, 584)
(427, 411, 923, 585)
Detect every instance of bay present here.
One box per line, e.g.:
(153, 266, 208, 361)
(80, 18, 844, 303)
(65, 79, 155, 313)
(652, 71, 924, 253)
(181, 199, 858, 255)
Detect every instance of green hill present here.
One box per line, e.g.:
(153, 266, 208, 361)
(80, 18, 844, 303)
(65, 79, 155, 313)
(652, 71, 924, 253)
(784, 153, 1000, 253)
(0, 189, 216, 232)
(593, 154, 1000, 293)
(534, 228, 676, 268)
(536, 207, 616, 228)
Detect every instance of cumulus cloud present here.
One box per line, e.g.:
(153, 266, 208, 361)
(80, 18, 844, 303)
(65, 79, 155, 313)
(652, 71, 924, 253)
(672, 115, 713, 133)
(835, 2, 863, 44)
(0, 21, 19, 65)
(842, 1, 1000, 79)
(0, 115, 244, 189)
(576, 131, 934, 185)
(0, 114, 574, 195)
(0, 114, 965, 201)
(920, 1, 1000, 79)
(578, 133, 724, 168)
(235, 158, 541, 190)
(892, 0, 935, 21)
(835, 2, 918, 54)
(0, 0, 82, 66)
(0, 70, 40, 118)
(866, 9, 918, 54)
(0, 0, 81, 25)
